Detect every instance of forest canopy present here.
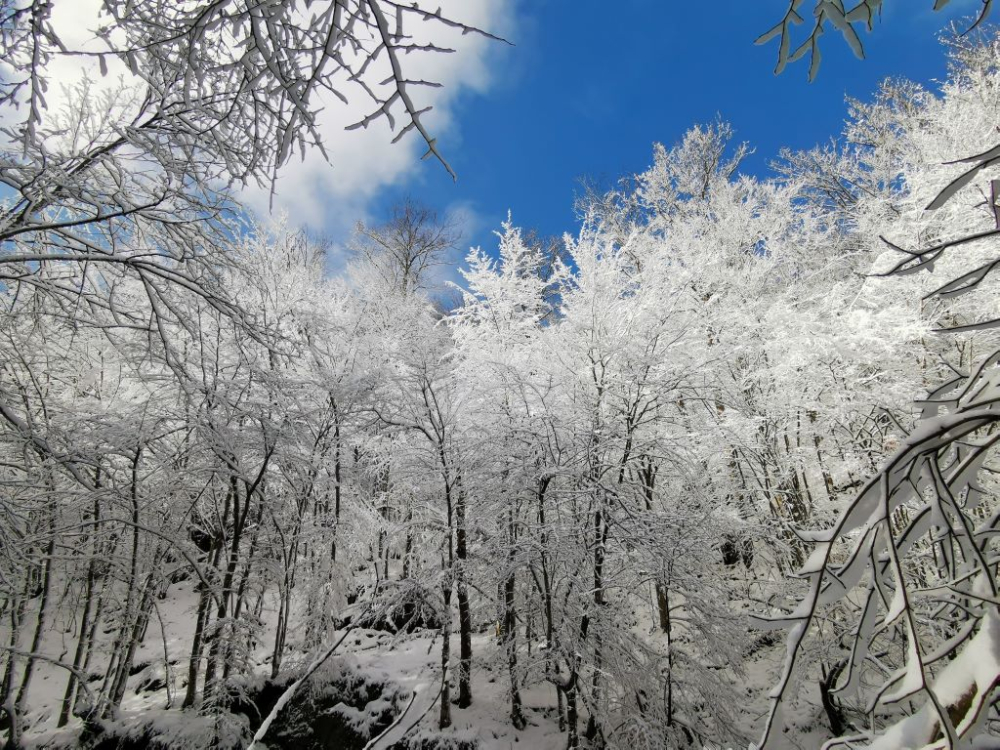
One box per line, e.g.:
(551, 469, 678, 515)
(1, 3, 1000, 750)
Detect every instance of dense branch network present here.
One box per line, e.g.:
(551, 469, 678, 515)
(758, 8, 1000, 749)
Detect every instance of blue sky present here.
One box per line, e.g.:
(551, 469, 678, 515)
(21, 1, 996, 277)
(347, 1, 991, 272)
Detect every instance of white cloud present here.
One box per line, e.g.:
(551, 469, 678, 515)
(237, 0, 514, 248)
(0, 0, 116, 138)
(24, 0, 515, 263)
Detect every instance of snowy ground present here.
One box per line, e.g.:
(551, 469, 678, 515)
(336, 630, 567, 750)
(6, 572, 839, 749)
(7, 576, 569, 749)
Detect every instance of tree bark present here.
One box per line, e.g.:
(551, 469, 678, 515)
(15, 503, 56, 714)
(503, 508, 525, 729)
(455, 483, 472, 709)
(438, 579, 453, 729)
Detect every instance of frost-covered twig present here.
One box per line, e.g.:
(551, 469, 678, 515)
(761, 133, 1000, 747)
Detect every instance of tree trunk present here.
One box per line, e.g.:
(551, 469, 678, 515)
(205, 475, 245, 702)
(107, 568, 161, 712)
(332, 403, 342, 562)
(403, 506, 413, 579)
(0, 583, 28, 726)
(503, 516, 525, 729)
(100, 448, 143, 715)
(565, 675, 579, 750)
(535, 477, 560, 727)
(656, 583, 669, 634)
(59, 472, 103, 726)
(2, 695, 21, 750)
(271, 541, 297, 679)
(184, 520, 227, 712)
(665, 585, 673, 727)
(59, 559, 97, 726)
(455, 483, 472, 709)
(584, 505, 608, 745)
(438, 580, 453, 729)
(228, 501, 265, 681)
(182, 579, 212, 709)
(15, 509, 56, 713)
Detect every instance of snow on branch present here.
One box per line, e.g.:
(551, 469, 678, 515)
(758, 1, 994, 81)
(761, 140, 1000, 747)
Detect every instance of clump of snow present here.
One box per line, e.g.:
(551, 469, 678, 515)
(91, 708, 251, 750)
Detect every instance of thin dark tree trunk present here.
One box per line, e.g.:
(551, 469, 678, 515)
(439, 579, 453, 729)
(182, 583, 212, 709)
(565, 674, 579, 750)
(59, 560, 96, 726)
(439, 463, 456, 729)
(640, 459, 671, 635)
(59, 475, 105, 726)
(233, 501, 265, 622)
(100, 448, 143, 714)
(79, 578, 107, 694)
(455, 482, 472, 709)
(15, 500, 56, 713)
(332, 405, 342, 562)
(1, 580, 29, 727)
(272, 531, 299, 679)
(503, 507, 525, 729)
(206, 472, 251, 701)
(272, 583, 290, 679)
(534, 477, 561, 728)
(403, 506, 413, 579)
(108, 576, 158, 711)
(584, 504, 608, 746)
(228, 501, 265, 681)
(2, 697, 20, 750)
(183, 529, 225, 710)
(664, 585, 673, 727)
(205, 437, 272, 697)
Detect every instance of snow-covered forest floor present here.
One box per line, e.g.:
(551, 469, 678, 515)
(11, 574, 834, 750)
